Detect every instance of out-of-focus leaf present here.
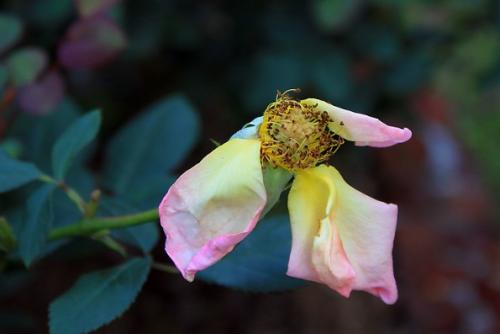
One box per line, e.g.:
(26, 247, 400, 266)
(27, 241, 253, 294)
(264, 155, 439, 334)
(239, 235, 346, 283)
(351, 24, 400, 63)
(100, 196, 159, 253)
(199, 215, 304, 292)
(0, 149, 42, 193)
(0, 138, 22, 158)
(58, 16, 126, 69)
(103, 94, 199, 196)
(242, 51, 305, 113)
(308, 49, 352, 102)
(76, 0, 120, 17)
(0, 14, 22, 55)
(0, 64, 7, 95)
(312, 0, 361, 32)
(51, 110, 101, 180)
(384, 51, 431, 95)
(18, 184, 54, 266)
(17, 71, 65, 115)
(0, 217, 16, 252)
(49, 257, 151, 334)
(22, 0, 73, 28)
(8, 98, 82, 171)
(6, 47, 47, 86)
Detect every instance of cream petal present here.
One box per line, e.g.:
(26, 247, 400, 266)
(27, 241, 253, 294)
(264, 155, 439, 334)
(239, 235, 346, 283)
(287, 165, 398, 304)
(159, 139, 266, 281)
(301, 98, 412, 147)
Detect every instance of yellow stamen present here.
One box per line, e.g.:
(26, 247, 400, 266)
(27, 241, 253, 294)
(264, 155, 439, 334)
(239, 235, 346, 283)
(259, 90, 344, 171)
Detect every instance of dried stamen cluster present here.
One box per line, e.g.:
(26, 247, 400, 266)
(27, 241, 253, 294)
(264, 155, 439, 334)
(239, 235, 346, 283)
(259, 91, 344, 171)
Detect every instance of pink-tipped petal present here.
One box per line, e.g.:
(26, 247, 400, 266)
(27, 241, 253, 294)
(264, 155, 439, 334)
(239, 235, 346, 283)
(159, 139, 266, 281)
(287, 167, 355, 295)
(287, 165, 398, 304)
(301, 98, 412, 147)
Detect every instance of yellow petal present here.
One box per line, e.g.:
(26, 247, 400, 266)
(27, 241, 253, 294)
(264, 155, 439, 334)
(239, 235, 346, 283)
(159, 138, 267, 281)
(287, 166, 355, 295)
(287, 165, 398, 304)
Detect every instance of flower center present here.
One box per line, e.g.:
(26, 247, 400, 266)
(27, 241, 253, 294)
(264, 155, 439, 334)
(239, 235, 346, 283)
(259, 91, 344, 171)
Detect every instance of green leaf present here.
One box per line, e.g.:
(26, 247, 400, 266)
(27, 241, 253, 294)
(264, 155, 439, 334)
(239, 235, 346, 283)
(0, 14, 22, 54)
(242, 51, 305, 113)
(8, 98, 82, 171)
(0, 64, 7, 95)
(103, 94, 199, 195)
(384, 51, 431, 95)
(18, 184, 54, 266)
(308, 48, 352, 102)
(49, 257, 151, 334)
(312, 0, 361, 32)
(199, 215, 304, 292)
(52, 110, 101, 180)
(0, 138, 22, 158)
(6, 47, 47, 86)
(0, 217, 16, 252)
(100, 197, 159, 253)
(0, 149, 42, 193)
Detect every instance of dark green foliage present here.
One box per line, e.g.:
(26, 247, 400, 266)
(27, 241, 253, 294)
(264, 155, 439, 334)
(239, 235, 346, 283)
(199, 215, 304, 292)
(100, 94, 199, 253)
(0, 14, 22, 54)
(8, 98, 82, 171)
(100, 196, 159, 253)
(18, 184, 54, 266)
(0, 149, 42, 193)
(102, 94, 199, 201)
(51, 110, 101, 180)
(49, 257, 151, 334)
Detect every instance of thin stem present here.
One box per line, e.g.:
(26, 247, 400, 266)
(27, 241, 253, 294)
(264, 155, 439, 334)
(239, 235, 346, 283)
(39, 174, 87, 214)
(48, 209, 159, 241)
(152, 262, 179, 274)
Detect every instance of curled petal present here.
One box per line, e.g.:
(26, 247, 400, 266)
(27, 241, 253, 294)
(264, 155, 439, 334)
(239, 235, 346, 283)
(230, 116, 263, 140)
(159, 139, 266, 281)
(301, 98, 412, 147)
(287, 165, 398, 304)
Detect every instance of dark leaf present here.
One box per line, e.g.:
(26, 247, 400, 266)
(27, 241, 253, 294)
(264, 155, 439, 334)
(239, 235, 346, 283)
(18, 184, 54, 266)
(100, 196, 159, 253)
(0, 14, 23, 55)
(0, 149, 42, 193)
(103, 94, 199, 196)
(199, 215, 304, 292)
(8, 98, 82, 171)
(51, 110, 101, 179)
(312, 0, 361, 32)
(0, 64, 7, 95)
(49, 257, 151, 334)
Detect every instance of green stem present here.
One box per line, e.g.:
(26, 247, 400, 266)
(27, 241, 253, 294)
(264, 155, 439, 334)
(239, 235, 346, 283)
(152, 262, 179, 274)
(39, 174, 87, 214)
(48, 209, 159, 241)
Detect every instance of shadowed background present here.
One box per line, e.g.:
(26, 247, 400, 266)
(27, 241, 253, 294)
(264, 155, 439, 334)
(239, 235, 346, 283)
(0, 0, 499, 333)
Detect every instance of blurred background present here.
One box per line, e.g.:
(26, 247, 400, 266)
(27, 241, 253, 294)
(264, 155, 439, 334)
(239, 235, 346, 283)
(0, 0, 499, 333)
